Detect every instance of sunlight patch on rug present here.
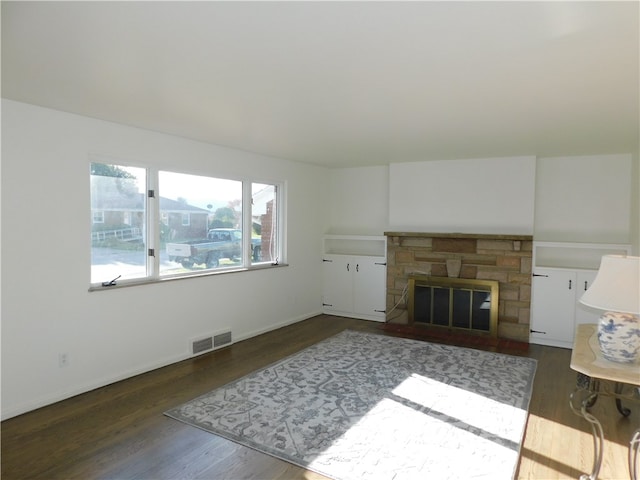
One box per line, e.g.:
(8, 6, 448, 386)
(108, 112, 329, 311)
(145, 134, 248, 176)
(392, 373, 527, 445)
(165, 330, 537, 480)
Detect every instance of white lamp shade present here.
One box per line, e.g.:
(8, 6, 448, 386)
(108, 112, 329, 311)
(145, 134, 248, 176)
(579, 255, 640, 314)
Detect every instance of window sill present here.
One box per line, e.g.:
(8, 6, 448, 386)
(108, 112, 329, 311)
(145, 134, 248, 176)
(88, 262, 288, 292)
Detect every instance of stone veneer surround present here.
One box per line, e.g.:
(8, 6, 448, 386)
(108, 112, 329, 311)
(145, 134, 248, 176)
(385, 232, 533, 342)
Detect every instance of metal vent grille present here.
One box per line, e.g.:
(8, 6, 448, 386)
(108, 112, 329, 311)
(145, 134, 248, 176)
(190, 330, 232, 356)
(213, 331, 232, 348)
(192, 337, 213, 355)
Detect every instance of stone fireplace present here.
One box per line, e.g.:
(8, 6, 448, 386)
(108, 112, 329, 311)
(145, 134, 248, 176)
(385, 232, 533, 342)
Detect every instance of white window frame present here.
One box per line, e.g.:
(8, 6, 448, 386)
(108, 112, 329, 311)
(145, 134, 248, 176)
(90, 162, 286, 290)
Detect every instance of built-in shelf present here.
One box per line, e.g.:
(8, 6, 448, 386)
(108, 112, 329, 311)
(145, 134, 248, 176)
(323, 235, 386, 257)
(384, 231, 532, 241)
(322, 235, 387, 322)
(533, 242, 632, 270)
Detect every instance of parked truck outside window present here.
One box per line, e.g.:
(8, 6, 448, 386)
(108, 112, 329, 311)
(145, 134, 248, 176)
(166, 228, 261, 269)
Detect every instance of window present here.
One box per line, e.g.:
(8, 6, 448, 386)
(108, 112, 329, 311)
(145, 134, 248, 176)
(251, 183, 279, 265)
(90, 161, 284, 287)
(90, 163, 147, 284)
(158, 171, 242, 274)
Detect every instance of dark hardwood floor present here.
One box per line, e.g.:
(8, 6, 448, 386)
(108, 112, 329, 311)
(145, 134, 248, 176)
(2, 315, 638, 479)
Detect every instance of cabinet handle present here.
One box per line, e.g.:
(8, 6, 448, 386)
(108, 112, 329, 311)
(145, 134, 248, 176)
(532, 273, 549, 277)
(356, 264, 359, 272)
(584, 281, 588, 291)
(375, 262, 387, 266)
(347, 263, 350, 272)
(322, 258, 333, 263)
(530, 329, 546, 335)
(568, 279, 572, 290)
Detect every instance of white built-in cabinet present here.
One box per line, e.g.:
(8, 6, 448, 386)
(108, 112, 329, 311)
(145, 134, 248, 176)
(322, 235, 387, 322)
(530, 242, 631, 349)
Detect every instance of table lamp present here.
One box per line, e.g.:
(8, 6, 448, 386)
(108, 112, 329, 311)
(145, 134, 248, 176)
(579, 255, 640, 363)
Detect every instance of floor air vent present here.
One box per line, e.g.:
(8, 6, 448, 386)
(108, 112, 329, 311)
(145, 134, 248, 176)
(214, 331, 232, 348)
(191, 337, 213, 355)
(190, 329, 232, 356)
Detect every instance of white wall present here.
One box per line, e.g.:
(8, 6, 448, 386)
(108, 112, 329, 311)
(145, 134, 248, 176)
(631, 152, 640, 255)
(327, 166, 389, 235)
(328, 155, 638, 251)
(534, 154, 633, 243)
(1, 100, 329, 419)
(388, 157, 536, 234)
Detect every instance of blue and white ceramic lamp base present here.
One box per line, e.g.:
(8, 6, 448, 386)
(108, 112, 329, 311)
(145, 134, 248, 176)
(597, 312, 640, 363)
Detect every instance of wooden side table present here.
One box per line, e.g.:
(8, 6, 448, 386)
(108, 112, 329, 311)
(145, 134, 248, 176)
(570, 324, 640, 480)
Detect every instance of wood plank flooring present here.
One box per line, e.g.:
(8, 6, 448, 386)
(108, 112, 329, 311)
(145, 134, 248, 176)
(2, 314, 638, 479)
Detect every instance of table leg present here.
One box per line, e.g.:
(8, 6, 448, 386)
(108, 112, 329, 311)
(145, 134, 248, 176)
(570, 389, 604, 480)
(615, 382, 632, 416)
(631, 429, 640, 480)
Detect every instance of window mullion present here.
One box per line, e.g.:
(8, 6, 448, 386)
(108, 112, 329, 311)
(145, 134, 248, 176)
(274, 182, 284, 264)
(148, 169, 160, 279)
(242, 181, 252, 267)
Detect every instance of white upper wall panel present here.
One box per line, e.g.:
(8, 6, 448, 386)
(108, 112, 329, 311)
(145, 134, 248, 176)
(534, 154, 632, 243)
(389, 157, 536, 234)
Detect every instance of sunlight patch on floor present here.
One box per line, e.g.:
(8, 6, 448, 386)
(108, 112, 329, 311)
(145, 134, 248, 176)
(519, 412, 598, 479)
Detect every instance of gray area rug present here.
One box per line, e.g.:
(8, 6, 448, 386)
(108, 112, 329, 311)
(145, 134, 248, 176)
(165, 330, 537, 480)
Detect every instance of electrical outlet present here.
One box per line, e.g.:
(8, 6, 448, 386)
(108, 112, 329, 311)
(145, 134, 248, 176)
(58, 353, 69, 368)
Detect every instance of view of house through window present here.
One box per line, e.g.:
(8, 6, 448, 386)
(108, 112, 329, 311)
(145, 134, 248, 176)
(90, 162, 283, 286)
(90, 163, 147, 284)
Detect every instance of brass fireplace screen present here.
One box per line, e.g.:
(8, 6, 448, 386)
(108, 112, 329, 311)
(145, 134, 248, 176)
(408, 275, 499, 337)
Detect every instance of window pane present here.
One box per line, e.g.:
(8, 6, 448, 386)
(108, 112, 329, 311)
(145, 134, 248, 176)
(160, 171, 242, 274)
(90, 163, 147, 284)
(252, 183, 278, 264)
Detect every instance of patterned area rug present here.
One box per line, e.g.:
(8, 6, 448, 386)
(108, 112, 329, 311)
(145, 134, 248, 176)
(165, 330, 537, 480)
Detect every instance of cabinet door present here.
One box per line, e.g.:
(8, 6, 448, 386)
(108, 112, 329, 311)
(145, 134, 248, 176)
(575, 270, 600, 325)
(322, 255, 353, 313)
(353, 256, 386, 318)
(530, 269, 576, 346)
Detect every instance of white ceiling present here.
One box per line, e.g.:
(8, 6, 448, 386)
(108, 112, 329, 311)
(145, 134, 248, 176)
(2, 1, 638, 168)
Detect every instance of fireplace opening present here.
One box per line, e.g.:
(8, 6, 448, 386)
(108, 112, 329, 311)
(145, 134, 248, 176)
(408, 276, 499, 337)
